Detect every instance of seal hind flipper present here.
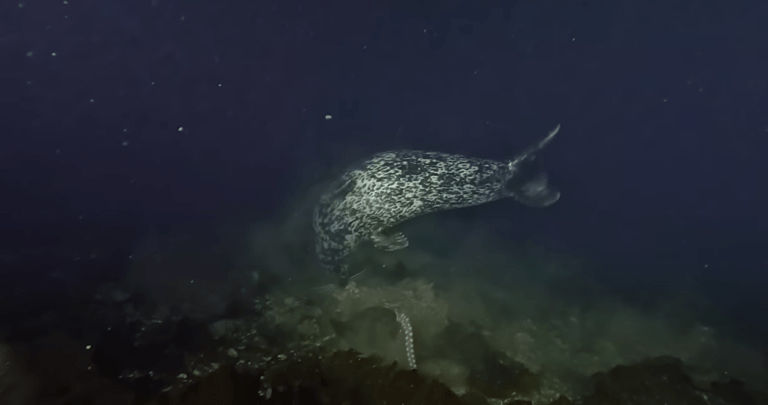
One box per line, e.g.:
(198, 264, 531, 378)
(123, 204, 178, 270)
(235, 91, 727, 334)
(511, 173, 561, 207)
(370, 231, 409, 251)
(508, 124, 561, 169)
(503, 125, 562, 207)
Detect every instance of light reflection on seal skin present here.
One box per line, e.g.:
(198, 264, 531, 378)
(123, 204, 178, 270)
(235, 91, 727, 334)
(313, 125, 561, 284)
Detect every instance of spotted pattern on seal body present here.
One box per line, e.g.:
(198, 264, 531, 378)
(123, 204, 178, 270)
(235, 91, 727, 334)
(313, 125, 561, 280)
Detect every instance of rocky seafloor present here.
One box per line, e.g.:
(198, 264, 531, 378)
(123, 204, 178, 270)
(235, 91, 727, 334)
(1, 278, 766, 405)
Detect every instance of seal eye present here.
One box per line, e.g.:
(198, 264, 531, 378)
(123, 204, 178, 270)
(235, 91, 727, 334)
(336, 264, 350, 286)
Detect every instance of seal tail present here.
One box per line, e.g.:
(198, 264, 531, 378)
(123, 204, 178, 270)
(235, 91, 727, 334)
(508, 124, 560, 170)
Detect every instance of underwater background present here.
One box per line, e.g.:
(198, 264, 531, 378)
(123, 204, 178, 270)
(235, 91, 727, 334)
(1, 0, 767, 404)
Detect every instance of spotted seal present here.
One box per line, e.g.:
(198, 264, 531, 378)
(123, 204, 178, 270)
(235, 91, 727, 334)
(313, 124, 562, 282)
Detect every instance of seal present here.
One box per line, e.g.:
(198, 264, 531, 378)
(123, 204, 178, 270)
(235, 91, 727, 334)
(313, 124, 562, 282)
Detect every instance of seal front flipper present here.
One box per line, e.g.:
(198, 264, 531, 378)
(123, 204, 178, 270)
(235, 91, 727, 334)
(370, 231, 409, 251)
